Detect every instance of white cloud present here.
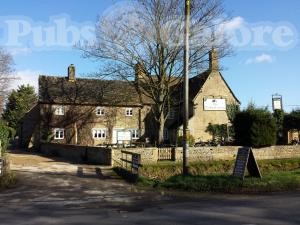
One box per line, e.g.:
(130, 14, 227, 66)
(220, 16, 245, 32)
(9, 47, 32, 56)
(11, 70, 41, 91)
(246, 54, 274, 64)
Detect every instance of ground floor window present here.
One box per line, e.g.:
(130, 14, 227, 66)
(92, 129, 107, 139)
(130, 129, 139, 139)
(54, 128, 64, 140)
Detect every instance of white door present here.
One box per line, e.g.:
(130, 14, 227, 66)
(112, 128, 124, 144)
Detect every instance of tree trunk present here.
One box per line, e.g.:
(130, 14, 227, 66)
(157, 113, 165, 145)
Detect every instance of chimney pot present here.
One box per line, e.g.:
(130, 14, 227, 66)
(209, 48, 219, 72)
(68, 64, 75, 82)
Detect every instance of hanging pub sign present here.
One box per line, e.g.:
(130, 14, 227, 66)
(233, 147, 262, 180)
(272, 94, 283, 111)
(203, 98, 226, 111)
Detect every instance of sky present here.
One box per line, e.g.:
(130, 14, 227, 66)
(0, 0, 299, 111)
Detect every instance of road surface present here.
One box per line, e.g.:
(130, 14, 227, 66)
(0, 150, 299, 225)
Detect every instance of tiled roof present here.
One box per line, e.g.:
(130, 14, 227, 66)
(38, 76, 152, 106)
(171, 70, 211, 104)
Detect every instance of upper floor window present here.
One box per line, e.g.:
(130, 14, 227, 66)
(92, 129, 107, 139)
(54, 106, 65, 115)
(54, 128, 64, 140)
(131, 129, 139, 139)
(95, 107, 105, 116)
(125, 108, 133, 116)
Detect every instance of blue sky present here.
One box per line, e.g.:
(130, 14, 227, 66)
(0, 0, 299, 111)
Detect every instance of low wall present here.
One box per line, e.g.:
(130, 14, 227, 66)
(40, 144, 300, 166)
(113, 145, 300, 165)
(112, 148, 158, 167)
(175, 145, 300, 162)
(40, 143, 111, 165)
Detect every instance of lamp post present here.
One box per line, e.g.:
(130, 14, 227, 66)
(183, 0, 190, 176)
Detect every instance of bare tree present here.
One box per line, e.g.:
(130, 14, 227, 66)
(79, 0, 230, 144)
(0, 47, 15, 113)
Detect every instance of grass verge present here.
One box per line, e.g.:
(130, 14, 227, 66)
(0, 172, 17, 190)
(114, 158, 300, 193)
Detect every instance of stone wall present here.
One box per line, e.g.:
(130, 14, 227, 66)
(39, 104, 150, 146)
(39, 144, 300, 166)
(175, 145, 300, 162)
(40, 143, 111, 165)
(113, 145, 300, 165)
(112, 148, 158, 167)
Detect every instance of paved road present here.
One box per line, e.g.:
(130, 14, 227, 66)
(0, 151, 299, 225)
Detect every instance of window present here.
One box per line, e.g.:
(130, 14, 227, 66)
(125, 108, 133, 116)
(131, 129, 139, 139)
(95, 107, 105, 116)
(54, 128, 64, 140)
(92, 129, 107, 139)
(54, 106, 65, 115)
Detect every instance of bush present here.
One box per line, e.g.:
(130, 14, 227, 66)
(233, 107, 277, 147)
(0, 121, 11, 152)
(177, 134, 195, 147)
(206, 123, 228, 142)
(284, 110, 300, 130)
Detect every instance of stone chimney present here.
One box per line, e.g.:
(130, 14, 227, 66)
(209, 48, 219, 72)
(68, 64, 76, 82)
(135, 62, 144, 82)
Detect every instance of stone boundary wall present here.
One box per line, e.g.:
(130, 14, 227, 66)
(113, 145, 300, 165)
(112, 148, 158, 167)
(40, 143, 111, 165)
(39, 144, 300, 166)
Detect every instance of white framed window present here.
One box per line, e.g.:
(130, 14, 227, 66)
(54, 106, 65, 115)
(92, 129, 107, 139)
(95, 107, 105, 116)
(54, 128, 64, 140)
(125, 108, 133, 116)
(130, 129, 140, 139)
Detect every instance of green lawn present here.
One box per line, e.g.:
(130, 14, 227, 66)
(115, 158, 300, 193)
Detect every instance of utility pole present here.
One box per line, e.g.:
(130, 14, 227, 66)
(183, 0, 190, 176)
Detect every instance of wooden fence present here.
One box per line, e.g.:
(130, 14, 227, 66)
(120, 150, 142, 174)
(158, 147, 175, 161)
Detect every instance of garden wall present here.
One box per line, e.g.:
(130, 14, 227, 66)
(40, 143, 111, 165)
(40, 144, 300, 166)
(113, 145, 300, 165)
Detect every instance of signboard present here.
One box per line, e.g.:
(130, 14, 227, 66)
(273, 99, 282, 110)
(233, 147, 262, 180)
(0, 158, 4, 177)
(117, 131, 132, 142)
(204, 98, 226, 111)
(272, 94, 283, 111)
(132, 154, 141, 170)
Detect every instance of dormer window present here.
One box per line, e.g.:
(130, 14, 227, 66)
(54, 106, 65, 115)
(125, 108, 133, 116)
(96, 107, 105, 116)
